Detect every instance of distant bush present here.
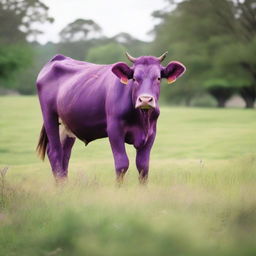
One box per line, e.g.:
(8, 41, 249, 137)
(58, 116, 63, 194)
(191, 94, 216, 108)
(86, 43, 126, 64)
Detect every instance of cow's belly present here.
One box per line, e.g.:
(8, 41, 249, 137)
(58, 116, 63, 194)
(60, 116, 107, 145)
(57, 101, 108, 145)
(57, 82, 108, 144)
(73, 123, 108, 144)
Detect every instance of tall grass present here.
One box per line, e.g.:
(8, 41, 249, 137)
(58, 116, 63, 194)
(0, 96, 256, 256)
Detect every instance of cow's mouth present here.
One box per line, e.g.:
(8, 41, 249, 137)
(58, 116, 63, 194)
(140, 104, 152, 110)
(141, 108, 149, 113)
(139, 107, 154, 115)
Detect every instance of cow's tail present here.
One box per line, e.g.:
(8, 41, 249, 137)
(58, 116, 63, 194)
(36, 125, 48, 161)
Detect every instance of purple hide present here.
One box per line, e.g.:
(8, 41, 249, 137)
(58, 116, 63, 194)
(36, 54, 186, 183)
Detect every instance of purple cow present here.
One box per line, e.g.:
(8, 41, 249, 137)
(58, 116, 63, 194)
(36, 52, 186, 184)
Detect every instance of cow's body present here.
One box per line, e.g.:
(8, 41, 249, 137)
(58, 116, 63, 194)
(36, 53, 185, 183)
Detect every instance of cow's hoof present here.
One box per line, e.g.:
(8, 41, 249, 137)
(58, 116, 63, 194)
(116, 177, 124, 187)
(55, 176, 68, 186)
(139, 176, 148, 186)
(116, 174, 125, 187)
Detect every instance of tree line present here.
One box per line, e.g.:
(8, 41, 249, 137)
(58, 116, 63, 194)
(0, 0, 255, 108)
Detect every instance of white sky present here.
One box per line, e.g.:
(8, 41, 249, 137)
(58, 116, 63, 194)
(37, 0, 168, 44)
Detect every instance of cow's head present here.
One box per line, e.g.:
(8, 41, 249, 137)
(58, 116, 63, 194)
(112, 52, 186, 111)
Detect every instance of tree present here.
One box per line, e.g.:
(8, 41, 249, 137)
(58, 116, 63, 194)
(0, 0, 54, 43)
(151, 0, 224, 106)
(0, 0, 53, 92)
(112, 32, 151, 56)
(211, 38, 256, 108)
(59, 19, 102, 42)
(204, 79, 234, 108)
(151, 0, 256, 108)
(0, 43, 32, 87)
(86, 43, 126, 64)
(57, 30, 150, 66)
(57, 19, 104, 61)
(10, 42, 58, 94)
(209, 0, 256, 108)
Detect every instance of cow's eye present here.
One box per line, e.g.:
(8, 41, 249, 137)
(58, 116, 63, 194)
(132, 78, 136, 82)
(157, 77, 161, 81)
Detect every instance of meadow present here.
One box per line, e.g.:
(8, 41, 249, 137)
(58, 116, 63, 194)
(0, 96, 256, 256)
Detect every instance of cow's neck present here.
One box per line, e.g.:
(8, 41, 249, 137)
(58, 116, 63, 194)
(137, 109, 156, 141)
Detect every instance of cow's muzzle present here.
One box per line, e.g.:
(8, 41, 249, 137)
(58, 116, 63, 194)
(135, 95, 156, 109)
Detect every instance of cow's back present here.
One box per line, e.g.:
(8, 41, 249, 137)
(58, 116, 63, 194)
(36, 54, 116, 142)
(37, 54, 112, 96)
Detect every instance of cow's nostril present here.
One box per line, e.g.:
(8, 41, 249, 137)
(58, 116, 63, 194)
(139, 98, 143, 102)
(149, 98, 153, 102)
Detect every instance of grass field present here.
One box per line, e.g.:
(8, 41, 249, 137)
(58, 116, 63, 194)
(0, 96, 256, 256)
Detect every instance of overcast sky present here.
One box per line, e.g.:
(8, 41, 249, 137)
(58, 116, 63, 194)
(37, 0, 168, 44)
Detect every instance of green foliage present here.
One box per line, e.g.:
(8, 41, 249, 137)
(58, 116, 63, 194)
(213, 39, 256, 87)
(10, 42, 58, 94)
(0, 0, 54, 42)
(0, 31, 150, 94)
(57, 38, 110, 60)
(151, 0, 256, 107)
(85, 35, 151, 65)
(112, 32, 152, 56)
(0, 0, 53, 93)
(204, 79, 232, 89)
(0, 96, 256, 255)
(0, 43, 32, 88)
(86, 43, 127, 64)
(191, 94, 216, 107)
(0, 44, 28, 78)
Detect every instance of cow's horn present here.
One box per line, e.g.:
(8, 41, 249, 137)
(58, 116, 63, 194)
(125, 52, 136, 63)
(158, 51, 168, 62)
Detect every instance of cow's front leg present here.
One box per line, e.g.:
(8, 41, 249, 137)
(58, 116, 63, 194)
(136, 134, 156, 184)
(108, 123, 129, 185)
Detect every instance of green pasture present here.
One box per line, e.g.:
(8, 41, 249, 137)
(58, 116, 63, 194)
(0, 96, 256, 256)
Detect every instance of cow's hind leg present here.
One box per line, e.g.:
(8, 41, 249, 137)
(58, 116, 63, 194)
(61, 135, 76, 175)
(42, 111, 65, 181)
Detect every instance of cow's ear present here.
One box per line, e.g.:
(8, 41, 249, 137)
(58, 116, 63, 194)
(112, 62, 133, 85)
(161, 61, 186, 84)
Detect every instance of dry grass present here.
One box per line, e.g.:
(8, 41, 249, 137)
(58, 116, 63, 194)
(0, 96, 256, 256)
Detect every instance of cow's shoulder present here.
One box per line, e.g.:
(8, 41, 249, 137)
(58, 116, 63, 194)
(50, 54, 68, 62)
(37, 55, 79, 87)
(45, 55, 91, 76)
(49, 54, 86, 68)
